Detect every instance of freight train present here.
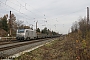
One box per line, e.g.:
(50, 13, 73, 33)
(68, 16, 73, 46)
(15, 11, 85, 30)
(16, 29, 60, 40)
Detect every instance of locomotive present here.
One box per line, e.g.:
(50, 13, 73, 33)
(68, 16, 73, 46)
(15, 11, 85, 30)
(16, 29, 60, 40)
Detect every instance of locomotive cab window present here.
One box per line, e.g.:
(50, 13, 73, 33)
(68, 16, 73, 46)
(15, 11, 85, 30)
(26, 30, 28, 32)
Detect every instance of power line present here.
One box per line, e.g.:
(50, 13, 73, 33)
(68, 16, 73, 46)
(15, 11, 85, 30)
(20, 0, 44, 14)
(5, 0, 45, 21)
(0, 0, 34, 20)
(15, 0, 43, 18)
(0, 0, 87, 25)
(6, 0, 51, 23)
(16, 0, 46, 18)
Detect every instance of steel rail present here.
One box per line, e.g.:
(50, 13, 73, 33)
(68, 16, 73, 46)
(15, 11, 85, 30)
(0, 38, 50, 51)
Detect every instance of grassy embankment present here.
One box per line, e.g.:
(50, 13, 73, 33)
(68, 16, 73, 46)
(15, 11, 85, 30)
(14, 35, 90, 60)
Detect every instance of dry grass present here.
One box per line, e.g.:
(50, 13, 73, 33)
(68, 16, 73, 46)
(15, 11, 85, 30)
(14, 36, 90, 60)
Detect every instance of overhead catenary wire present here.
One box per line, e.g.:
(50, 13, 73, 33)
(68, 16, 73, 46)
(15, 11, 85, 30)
(0, 0, 35, 21)
(15, 0, 45, 19)
(0, 0, 88, 30)
(0, 2, 34, 25)
(4, 0, 46, 23)
(20, 0, 87, 21)
(1, 0, 87, 21)
(16, 0, 47, 20)
(19, 0, 45, 14)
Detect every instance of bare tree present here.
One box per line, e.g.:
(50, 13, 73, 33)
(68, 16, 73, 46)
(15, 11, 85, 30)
(78, 17, 87, 38)
(71, 17, 87, 38)
(16, 20, 24, 29)
(10, 14, 16, 29)
(71, 21, 79, 33)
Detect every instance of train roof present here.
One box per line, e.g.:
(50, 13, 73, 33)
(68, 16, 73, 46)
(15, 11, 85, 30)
(17, 29, 36, 31)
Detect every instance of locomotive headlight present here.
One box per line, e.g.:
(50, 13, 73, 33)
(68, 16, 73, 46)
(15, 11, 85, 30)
(23, 33, 25, 35)
(23, 33, 25, 37)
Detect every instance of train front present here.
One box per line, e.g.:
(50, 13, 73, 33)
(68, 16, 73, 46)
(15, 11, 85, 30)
(16, 29, 25, 40)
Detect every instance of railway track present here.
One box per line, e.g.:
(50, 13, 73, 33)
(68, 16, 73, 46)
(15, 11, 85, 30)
(0, 38, 55, 59)
(0, 38, 49, 46)
(0, 39, 49, 51)
(0, 41, 18, 46)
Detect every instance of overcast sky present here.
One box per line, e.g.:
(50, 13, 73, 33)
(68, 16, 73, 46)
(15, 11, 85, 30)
(0, 0, 90, 34)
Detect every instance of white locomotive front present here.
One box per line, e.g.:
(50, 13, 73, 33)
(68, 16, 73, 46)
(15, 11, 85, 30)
(16, 29, 37, 40)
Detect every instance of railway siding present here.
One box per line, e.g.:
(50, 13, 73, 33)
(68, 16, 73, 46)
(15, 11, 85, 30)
(0, 37, 16, 42)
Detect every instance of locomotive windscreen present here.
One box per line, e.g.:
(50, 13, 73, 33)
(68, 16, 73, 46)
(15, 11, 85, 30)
(18, 29, 25, 33)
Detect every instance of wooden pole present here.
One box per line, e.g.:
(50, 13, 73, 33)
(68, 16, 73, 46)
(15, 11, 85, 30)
(9, 11, 12, 36)
(87, 7, 89, 25)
